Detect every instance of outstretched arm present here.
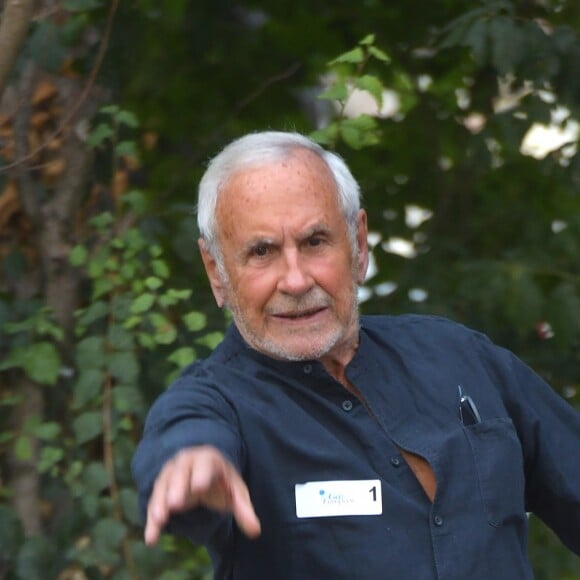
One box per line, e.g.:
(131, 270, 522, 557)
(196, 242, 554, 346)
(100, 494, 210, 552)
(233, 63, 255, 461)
(145, 445, 261, 545)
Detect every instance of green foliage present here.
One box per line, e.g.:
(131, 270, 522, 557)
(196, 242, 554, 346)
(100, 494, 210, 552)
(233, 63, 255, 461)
(0, 306, 63, 385)
(0, 342, 60, 385)
(1, 117, 216, 579)
(311, 34, 393, 150)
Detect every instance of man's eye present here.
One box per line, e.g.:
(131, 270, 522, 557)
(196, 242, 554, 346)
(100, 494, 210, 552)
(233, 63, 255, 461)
(252, 244, 269, 257)
(307, 236, 324, 247)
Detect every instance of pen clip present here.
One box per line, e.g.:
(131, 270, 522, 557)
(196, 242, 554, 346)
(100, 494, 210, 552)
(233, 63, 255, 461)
(458, 385, 482, 426)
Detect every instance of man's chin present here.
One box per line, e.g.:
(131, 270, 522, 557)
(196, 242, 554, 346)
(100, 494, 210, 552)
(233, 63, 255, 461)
(250, 333, 340, 362)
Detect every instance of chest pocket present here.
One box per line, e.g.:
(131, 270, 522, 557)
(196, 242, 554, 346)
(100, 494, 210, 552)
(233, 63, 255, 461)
(463, 417, 526, 526)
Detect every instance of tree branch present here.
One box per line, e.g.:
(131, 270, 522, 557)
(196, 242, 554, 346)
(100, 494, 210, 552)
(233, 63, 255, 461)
(0, 0, 119, 174)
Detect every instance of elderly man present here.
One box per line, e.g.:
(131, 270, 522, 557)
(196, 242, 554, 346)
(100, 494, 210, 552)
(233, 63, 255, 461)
(132, 131, 580, 579)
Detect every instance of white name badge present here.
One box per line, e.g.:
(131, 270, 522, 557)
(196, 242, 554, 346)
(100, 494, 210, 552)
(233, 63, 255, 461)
(295, 479, 382, 518)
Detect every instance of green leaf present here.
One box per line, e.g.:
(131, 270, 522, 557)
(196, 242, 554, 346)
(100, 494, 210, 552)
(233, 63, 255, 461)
(118, 416, 133, 431)
(87, 123, 115, 147)
(76, 336, 106, 370)
(75, 300, 109, 327)
(123, 315, 142, 330)
(152, 259, 170, 279)
(0, 350, 21, 371)
(89, 212, 115, 230)
(120, 488, 141, 525)
(81, 494, 99, 518)
(115, 141, 139, 158)
(107, 351, 139, 383)
(310, 123, 340, 146)
(120, 262, 138, 281)
(14, 436, 34, 461)
(137, 333, 155, 349)
(159, 288, 192, 307)
(70, 245, 88, 267)
(329, 47, 365, 65)
(168, 347, 196, 369)
(111, 237, 125, 249)
(438, 7, 487, 49)
(30, 422, 61, 441)
(93, 277, 117, 299)
(490, 16, 524, 75)
(20, 342, 61, 385)
(116, 110, 140, 128)
(149, 313, 177, 345)
(183, 311, 207, 332)
(92, 518, 127, 565)
(121, 190, 148, 214)
(112, 386, 143, 413)
(167, 288, 192, 301)
(368, 46, 391, 63)
(339, 115, 380, 149)
(355, 75, 384, 108)
(38, 446, 64, 473)
(131, 293, 156, 314)
(112, 294, 133, 321)
(73, 411, 103, 444)
(124, 228, 148, 254)
(101, 104, 120, 115)
(359, 33, 376, 46)
(464, 18, 489, 65)
(108, 324, 134, 351)
(318, 83, 349, 101)
(73, 368, 104, 407)
(196, 331, 224, 350)
(82, 462, 110, 495)
(3, 317, 34, 335)
(149, 244, 163, 258)
(144, 277, 163, 291)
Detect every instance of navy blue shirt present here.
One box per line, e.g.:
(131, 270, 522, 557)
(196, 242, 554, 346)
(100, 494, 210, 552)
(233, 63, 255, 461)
(133, 315, 580, 579)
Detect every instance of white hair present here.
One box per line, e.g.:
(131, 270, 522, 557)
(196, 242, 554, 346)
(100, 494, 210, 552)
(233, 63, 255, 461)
(197, 131, 361, 260)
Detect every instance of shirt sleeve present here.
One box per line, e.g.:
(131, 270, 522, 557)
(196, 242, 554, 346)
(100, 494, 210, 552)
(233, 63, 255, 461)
(131, 373, 244, 545)
(475, 333, 580, 555)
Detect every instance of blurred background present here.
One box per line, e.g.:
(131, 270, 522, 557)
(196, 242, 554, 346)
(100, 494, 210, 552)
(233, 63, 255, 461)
(0, 1, 579, 578)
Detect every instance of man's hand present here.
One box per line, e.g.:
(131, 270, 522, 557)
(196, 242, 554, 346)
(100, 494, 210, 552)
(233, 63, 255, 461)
(145, 445, 261, 545)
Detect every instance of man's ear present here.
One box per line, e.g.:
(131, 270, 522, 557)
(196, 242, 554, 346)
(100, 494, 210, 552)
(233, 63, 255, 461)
(198, 238, 226, 308)
(355, 209, 370, 285)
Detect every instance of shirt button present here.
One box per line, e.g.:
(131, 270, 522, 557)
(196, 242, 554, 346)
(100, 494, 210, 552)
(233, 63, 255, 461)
(390, 456, 401, 467)
(303, 364, 312, 374)
(433, 514, 444, 527)
(341, 400, 353, 412)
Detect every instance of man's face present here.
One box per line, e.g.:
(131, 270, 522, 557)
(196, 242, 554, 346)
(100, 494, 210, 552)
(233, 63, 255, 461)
(200, 149, 369, 362)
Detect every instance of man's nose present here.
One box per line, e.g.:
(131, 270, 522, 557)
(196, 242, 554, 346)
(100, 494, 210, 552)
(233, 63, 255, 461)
(277, 250, 314, 295)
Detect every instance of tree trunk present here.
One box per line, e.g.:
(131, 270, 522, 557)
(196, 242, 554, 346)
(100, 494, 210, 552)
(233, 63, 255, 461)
(6, 63, 104, 536)
(0, 0, 36, 98)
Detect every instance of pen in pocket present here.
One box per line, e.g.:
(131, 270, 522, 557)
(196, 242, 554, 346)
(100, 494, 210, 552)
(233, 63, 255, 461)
(458, 385, 481, 426)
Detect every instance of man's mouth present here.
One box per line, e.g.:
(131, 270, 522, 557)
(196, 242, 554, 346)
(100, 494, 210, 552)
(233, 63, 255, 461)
(274, 307, 326, 320)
